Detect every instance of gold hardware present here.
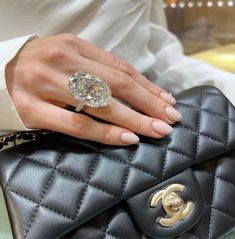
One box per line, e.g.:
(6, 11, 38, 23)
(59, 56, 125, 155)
(149, 184, 193, 227)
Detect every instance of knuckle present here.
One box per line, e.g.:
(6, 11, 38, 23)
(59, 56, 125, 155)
(102, 126, 113, 144)
(92, 48, 102, 60)
(15, 96, 35, 127)
(15, 64, 50, 95)
(113, 71, 132, 89)
(151, 97, 161, 110)
(44, 45, 65, 60)
(74, 36, 85, 45)
(22, 64, 46, 80)
(69, 115, 88, 135)
(77, 38, 93, 52)
(116, 58, 135, 75)
(134, 113, 145, 132)
(146, 82, 159, 95)
(102, 103, 114, 116)
(56, 33, 77, 44)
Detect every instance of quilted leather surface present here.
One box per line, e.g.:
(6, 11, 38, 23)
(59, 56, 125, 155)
(184, 151, 235, 239)
(0, 86, 235, 239)
(63, 204, 142, 239)
(65, 151, 235, 239)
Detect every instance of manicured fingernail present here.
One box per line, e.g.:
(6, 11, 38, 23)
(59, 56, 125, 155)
(121, 132, 139, 144)
(152, 121, 173, 135)
(165, 107, 182, 122)
(160, 92, 176, 105)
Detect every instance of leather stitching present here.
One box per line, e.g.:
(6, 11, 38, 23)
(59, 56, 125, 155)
(177, 232, 201, 239)
(24, 149, 65, 238)
(208, 160, 219, 239)
(198, 170, 235, 222)
(75, 153, 100, 219)
(85, 226, 126, 239)
(212, 207, 235, 221)
(198, 91, 230, 97)
(178, 124, 226, 145)
(5, 157, 24, 188)
(102, 152, 159, 179)
(195, 88, 202, 161)
(101, 210, 121, 239)
(60, 167, 117, 198)
(176, 102, 235, 123)
(121, 150, 136, 196)
(198, 170, 235, 189)
(162, 146, 192, 161)
(226, 99, 230, 149)
(160, 144, 168, 179)
(204, 204, 235, 221)
(26, 154, 115, 197)
(5, 187, 74, 220)
(6, 153, 118, 198)
(197, 169, 235, 224)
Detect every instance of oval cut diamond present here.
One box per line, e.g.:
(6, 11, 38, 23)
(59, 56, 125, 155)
(69, 72, 112, 107)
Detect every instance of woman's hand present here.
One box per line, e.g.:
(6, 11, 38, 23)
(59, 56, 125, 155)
(5, 34, 181, 145)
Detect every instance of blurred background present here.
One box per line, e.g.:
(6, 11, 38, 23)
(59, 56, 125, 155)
(163, 0, 235, 72)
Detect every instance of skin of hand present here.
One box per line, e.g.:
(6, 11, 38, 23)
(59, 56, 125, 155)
(5, 33, 182, 146)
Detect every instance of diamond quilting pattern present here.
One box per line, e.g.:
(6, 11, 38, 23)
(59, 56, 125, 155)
(57, 150, 97, 180)
(43, 173, 85, 218)
(63, 205, 142, 239)
(201, 91, 229, 116)
(90, 154, 129, 196)
(187, 154, 235, 239)
(1, 86, 235, 239)
(66, 151, 235, 239)
(167, 126, 198, 160)
(200, 111, 227, 143)
(8, 159, 51, 202)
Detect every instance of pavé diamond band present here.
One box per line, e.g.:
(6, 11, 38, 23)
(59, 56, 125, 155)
(68, 71, 112, 112)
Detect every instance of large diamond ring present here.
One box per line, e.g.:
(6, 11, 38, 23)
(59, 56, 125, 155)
(68, 71, 112, 112)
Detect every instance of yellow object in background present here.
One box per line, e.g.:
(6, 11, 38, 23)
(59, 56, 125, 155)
(191, 44, 235, 73)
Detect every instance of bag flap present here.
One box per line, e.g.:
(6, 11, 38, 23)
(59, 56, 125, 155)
(127, 169, 203, 239)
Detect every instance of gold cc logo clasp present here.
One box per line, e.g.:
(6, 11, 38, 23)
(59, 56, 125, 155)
(149, 184, 193, 227)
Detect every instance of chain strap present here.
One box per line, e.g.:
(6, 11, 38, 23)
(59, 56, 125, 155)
(0, 130, 53, 150)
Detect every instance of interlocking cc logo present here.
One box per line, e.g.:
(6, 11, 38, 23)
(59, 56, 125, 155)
(149, 184, 193, 227)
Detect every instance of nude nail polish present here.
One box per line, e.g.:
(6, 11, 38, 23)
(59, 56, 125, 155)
(152, 121, 173, 135)
(160, 92, 176, 105)
(165, 107, 182, 122)
(121, 132, 139, 144)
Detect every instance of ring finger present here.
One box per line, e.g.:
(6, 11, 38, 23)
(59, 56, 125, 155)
(54, 53, 182, 124)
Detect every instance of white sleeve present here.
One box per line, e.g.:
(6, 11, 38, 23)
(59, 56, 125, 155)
(148, 21, 235, 106)
(0, 35, 37, 136)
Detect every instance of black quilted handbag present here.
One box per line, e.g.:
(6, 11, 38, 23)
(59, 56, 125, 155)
(0, 86, 235, 239)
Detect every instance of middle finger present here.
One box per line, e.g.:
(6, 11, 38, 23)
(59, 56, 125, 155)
(56, 54, 182, 124)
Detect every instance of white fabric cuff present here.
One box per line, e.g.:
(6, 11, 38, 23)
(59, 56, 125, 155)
(0, 34, 37, 136)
